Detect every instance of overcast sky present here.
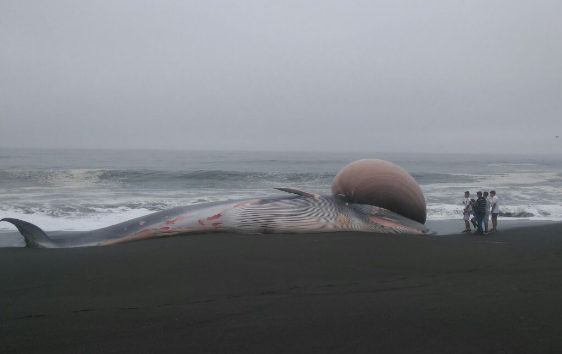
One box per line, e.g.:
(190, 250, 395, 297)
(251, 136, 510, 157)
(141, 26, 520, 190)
(1, 0, 561, 154)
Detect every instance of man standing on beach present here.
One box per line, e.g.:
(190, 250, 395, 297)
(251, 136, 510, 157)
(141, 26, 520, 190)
(490, 190, 500, 232)
(474, 191, 487, 235)
(483, 191, 491, 234)
(462, 191, 473, 233)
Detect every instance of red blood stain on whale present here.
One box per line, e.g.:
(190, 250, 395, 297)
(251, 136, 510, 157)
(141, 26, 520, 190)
(166, 216, 184, 225)
(234, 200, 257, 208)
(212, 222, 222, 227)
(198, 220, 205, 225)
(207, 214, 221, 221)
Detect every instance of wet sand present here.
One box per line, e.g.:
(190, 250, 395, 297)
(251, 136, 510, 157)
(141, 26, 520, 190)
(2, 224, 562, 353)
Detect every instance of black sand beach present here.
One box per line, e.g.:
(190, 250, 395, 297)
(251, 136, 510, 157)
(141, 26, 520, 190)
(2, 225, 562, 353)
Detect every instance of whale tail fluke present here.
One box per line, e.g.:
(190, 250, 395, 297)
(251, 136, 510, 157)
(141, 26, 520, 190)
(1, 218, 55, 248)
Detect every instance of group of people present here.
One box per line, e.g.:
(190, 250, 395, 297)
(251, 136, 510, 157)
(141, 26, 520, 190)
(462, 190, 500, 235)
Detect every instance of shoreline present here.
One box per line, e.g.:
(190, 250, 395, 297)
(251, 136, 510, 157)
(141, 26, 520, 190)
(1, 218, 560, 247)
(424, 218, 559, 235)
(2, 223, 562, 352)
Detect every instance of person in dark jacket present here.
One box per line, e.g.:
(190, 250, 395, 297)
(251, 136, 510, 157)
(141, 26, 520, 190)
(483, 191, 491, 234)
(474, 191, 487, 235)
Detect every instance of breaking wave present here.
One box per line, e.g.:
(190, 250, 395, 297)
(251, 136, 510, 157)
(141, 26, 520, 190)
(426, 203, 562, 221)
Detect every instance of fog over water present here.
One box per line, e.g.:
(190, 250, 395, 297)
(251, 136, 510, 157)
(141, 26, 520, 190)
(1, 0, 561, 153)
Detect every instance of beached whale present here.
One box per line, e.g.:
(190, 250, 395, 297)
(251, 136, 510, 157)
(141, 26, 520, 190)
(1, 159, 428, 248)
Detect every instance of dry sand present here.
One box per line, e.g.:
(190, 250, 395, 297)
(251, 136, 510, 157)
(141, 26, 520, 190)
(2, 224, 562, 353)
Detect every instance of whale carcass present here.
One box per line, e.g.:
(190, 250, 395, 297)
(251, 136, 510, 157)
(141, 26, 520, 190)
(1, 159, 428, 248)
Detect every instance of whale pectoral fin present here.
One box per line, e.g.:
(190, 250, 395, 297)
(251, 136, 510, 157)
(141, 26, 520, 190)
(1, 218, 55, 248)
(275, 187, 320, 199)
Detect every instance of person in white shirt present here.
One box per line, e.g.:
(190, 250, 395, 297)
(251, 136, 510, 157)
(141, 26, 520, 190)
(462, 191, 473, 233)
(490, 190, 500, 232)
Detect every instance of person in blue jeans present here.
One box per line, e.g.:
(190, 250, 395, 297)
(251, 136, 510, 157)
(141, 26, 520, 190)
(474, 191, 487, 235)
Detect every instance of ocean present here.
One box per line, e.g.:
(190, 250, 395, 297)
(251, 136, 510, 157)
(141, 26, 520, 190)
(1, 148, 561, 244)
